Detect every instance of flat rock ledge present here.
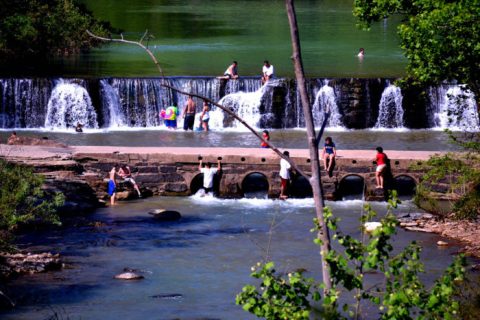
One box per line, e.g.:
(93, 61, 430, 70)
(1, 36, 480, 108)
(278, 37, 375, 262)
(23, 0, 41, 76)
(399, 213, 480, 258)
(0, 252, 62, 278)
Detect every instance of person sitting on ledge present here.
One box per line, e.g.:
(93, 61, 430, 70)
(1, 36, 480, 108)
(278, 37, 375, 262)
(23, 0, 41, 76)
(261, 60, 274, 84)
(322, 136, 336, 175)
(118, 165, 142, 198)
(217, 61, 238, 80)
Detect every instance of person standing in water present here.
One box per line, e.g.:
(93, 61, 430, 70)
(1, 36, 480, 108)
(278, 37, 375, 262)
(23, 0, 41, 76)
(182, 96, 196, 131)
(217, 61, 238, 80)
(322, 136, 336, 175)
(200, 100, 211, 131)
(108, 165, 119, 206)
(279, 151, 292, 200)
(261, 60, 274, 84)
(375, 146, 388, 189)
(260, 130, 270, 148)
(199, 159, 221, 194)
(162, 104, 179, 129)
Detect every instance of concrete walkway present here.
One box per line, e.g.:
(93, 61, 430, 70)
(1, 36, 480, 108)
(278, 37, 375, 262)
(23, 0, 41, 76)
(0, 144, 442, 161)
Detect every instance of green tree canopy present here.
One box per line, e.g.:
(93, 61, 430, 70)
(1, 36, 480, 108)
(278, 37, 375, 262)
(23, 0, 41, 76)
(0, 0, 110, 61)
(354, 0, 480, 97)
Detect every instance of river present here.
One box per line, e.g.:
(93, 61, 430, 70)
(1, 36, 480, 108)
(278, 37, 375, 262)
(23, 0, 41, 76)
(1, 196, 464, 319)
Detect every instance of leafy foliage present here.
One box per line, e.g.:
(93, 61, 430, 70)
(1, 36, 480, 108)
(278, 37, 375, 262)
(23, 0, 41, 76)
(0, 0, 111, 61)
(354, 0, 480, 97)
(414, 130, 480, 220)
(0, 159, 64, 250)
(237, 193, 466, 319)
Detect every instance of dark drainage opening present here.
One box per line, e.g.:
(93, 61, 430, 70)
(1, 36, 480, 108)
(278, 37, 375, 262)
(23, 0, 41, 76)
(394, 175, 416, 200)
(338, 175, 365, 200)
(290, 176, 313, 198)
(190, 173, 220, 195)
(242, 173, 269, 199)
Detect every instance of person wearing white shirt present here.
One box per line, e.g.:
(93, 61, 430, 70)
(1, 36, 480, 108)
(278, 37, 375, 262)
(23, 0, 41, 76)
(262, 60, 274, 84)
(199, 159, 221, 193)
(279, 151, 291, 199)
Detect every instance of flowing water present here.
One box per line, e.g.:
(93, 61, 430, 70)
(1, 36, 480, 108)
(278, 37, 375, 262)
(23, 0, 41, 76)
(0, 197, 466, 319)
(374, 83, 404, 129)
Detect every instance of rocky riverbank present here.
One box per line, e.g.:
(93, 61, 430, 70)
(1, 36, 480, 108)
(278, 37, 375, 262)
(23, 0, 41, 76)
(0, 252, 62, 279)
(399, 212, 480, 258)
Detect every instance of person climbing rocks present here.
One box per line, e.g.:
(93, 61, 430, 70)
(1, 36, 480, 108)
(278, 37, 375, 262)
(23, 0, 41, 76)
(199, 158, 221, 194)
(118, 165, 142, 198)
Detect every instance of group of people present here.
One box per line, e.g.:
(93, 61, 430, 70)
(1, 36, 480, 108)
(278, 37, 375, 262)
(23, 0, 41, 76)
(160, 96, 211, 131)
(217, 60, 275, 84)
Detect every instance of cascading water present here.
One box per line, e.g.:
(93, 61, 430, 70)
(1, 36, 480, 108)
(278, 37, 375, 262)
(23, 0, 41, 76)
(0, 78, 51, 128)
(431, 85, 479, 130)
(209, 80, 264, 130)
(44, 80, 98, 130)
(312, 81, 343, 128)
(374, 84, 404, 128)
(100, 80, 126, 128)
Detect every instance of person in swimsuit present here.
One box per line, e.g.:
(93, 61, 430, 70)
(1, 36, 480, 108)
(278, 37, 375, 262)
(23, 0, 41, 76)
(375, 146, 388, 189)
(260, 130, 270, 148)
(182, 96, 196, 131)
(200, 100, 210, 132)
(118, 165, 142, 197)
(217, 61, 238, 80)
(322, 136, 336, 173)
(108, 165, 119, 205)
(162, 104, 179, 129)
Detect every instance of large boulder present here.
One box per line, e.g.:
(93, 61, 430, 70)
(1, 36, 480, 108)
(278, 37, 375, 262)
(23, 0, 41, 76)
(148, 209, 181, 221)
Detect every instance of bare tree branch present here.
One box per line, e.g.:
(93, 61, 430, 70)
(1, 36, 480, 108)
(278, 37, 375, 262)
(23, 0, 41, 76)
(286, 0, 332, 290)
(86, 29, 310, 179)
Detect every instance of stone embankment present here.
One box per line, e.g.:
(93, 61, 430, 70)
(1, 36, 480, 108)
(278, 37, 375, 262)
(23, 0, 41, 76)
(0, 144, 438, 205)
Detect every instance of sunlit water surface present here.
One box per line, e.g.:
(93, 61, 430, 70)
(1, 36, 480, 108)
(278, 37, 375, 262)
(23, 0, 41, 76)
(1, 196, 465, 319)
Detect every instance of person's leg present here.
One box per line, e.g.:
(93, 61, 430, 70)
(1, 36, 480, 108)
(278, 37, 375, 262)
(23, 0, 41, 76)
(133, 183, 141, 197)
(183, 117, 188, 130)
(375, 171, 381, 188)
(327, 154, 334, 171)
(111, 192, 115, 205)
(379, 170, 384, 189)
(323, 155, 328, 171)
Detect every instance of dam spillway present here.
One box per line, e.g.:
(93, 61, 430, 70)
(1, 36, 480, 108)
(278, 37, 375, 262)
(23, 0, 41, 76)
(1, 77, 478, 131)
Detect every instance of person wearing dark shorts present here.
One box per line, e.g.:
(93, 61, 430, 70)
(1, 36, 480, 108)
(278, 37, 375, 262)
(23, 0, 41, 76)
(182, 95, 196, 131)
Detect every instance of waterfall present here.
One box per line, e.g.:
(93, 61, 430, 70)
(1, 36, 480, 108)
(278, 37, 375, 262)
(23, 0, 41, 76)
(100, 80, 126, 128)
(374, 84, 404, 128)
(44, 80, 98, 130)
(210, 80, 264, 130)
(312, 81, 343, 128)
(431, 85, 479, 130)
(0, 78, 51, 128)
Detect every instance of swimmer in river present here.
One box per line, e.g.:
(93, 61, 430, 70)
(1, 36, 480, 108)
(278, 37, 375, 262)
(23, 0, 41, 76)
(75, 123, 83, 133)
(200, 100, 210, 132)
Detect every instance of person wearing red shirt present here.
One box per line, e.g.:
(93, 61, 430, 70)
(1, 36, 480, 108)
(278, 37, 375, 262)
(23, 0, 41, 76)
(375, 146, 388, 189)
(260, 130, 270, 148)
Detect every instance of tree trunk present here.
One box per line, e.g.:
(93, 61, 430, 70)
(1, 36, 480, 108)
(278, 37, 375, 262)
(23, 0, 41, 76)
(285, 0, 332, 290)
